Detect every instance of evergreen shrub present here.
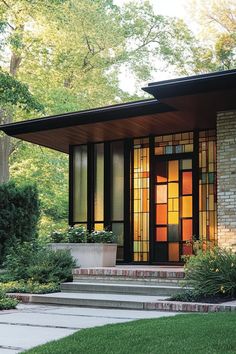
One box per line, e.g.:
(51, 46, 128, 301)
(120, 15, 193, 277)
(0, 181, 40, 263)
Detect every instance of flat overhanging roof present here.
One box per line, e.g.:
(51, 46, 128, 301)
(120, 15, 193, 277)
(1, 69, 236, 153)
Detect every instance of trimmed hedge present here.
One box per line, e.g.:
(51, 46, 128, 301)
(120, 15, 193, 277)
(0, 181, 40, 264)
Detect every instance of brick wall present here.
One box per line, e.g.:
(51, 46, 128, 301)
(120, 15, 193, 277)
(217, 110, 236, 251)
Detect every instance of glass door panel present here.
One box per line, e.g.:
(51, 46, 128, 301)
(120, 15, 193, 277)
(154, 158, 193, 263)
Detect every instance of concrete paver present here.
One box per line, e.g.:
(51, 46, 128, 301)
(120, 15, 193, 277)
(0, 304, 178, 353)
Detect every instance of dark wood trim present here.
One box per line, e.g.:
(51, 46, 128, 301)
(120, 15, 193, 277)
(124, 139, 132, 263)
(149, 136, 155, 264)
(104, 142, 111, 229)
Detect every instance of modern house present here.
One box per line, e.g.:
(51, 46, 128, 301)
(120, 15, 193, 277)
(1, 69, 236, 265)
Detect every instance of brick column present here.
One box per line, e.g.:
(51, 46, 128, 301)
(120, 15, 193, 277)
(217, 110, 236, 251)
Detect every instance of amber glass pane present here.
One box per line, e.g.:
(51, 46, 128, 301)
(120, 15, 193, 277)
(156, 161, 167, 182)
(156, 185, 167, 204)
(182, 196, 192, 217)
(182, 171, 192, 195)
(156, 227, 167, 241)
(169, 243, 179, 261)
(168, 160, 179, 181)
(168, 183, 179, 198)
(94, 143, 104, 222)
(156, 204, 167, 224)
(182, 219, 192, 241)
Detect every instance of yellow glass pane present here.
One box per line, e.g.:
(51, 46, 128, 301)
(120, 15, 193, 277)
(168, 199, 173, 211)
(209, 194, 214, 211)
(185, 144, 193, 152)
(94, 223, 104, 231)
(168, 160, 179, 181)
(173, 198, 179, 211)
(168, 212, 179, 224)
(182, 196, 192, 217)
(168, 183, 179, 198)
(169, 243, 179, 262)
(181, 159, 192, 170)
(156, 185, 167, 204)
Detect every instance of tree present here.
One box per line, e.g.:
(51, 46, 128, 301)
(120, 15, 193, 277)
(0, 70, 43, 183)
(187, 0, 236, 71)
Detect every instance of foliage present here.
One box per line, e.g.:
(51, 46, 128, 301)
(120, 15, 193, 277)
(184, 247, 236, 298)
(50, 226, 116, 244)
(0, 280, 59, 294)
(0, 289, 18, 310)
(88, 230, 117, 244)
(23, 313, 236, 354)
(4, 240, 75, 283)
(0, 181, 40, 264)
(51, 226, 88, 243)
(0, 70, 44, 112)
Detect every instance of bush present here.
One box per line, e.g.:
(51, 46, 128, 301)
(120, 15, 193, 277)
(4, 240, 75, 284)
(0, 281, 59, 294)
(184, 247, 236, 298)
(0, 181, 40, 264)
(0, 289, 18, 310)
(50, 226, 116, 244)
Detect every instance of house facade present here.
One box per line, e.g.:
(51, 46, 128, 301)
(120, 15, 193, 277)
(1, 70, 236, 264)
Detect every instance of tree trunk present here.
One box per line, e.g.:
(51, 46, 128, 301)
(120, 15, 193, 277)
(0, 135, 10, 184)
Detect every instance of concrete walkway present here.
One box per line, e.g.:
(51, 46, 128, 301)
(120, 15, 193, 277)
(0, 304, 178, 354)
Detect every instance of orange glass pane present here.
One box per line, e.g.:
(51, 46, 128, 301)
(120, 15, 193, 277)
(169, 243, 179, 261)
(156, 185, 167, 204)
(156, 204, 167, 225)
(182, 196, 192, 217)
(168, 160, 179, 181)
(182, 219, 192, 241)
(182, 171, 192, 195)
(156, 227, 167, 241)
(168, 183, 179, 198)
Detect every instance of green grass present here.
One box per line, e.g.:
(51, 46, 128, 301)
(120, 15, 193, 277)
(23, 312, 236, 354)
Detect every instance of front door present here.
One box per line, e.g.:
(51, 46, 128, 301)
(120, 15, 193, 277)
(153, 158, 193, 263)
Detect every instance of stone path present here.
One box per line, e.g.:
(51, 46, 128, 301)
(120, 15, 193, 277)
(0, 304, 178, 353)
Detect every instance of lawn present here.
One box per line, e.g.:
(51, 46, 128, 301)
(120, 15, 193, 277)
(24, 312, 236, 354)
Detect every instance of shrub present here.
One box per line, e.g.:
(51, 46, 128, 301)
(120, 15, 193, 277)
(4, 240, 75, 284)
(0, 181, 40, 264)
(184, 247, 236, 298)
(0, 289, 18, 310)
(50, 226, 116, 244)
(0, 281, 59, 294)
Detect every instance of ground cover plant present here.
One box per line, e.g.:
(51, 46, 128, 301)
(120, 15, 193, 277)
(23, 312, 236, 354)
(0, 281, 59, 294)
(171, 247, 236, 302)
(0, 289, 18, 310)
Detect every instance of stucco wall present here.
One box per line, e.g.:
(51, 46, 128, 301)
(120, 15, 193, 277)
(217, 110, 236, 251)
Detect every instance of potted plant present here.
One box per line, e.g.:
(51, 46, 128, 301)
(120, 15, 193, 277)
(49, 226, 117, 267)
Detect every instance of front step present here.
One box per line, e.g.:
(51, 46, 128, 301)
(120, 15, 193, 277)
(30, 292, 168, 310)
(73, 267, 185, 285)
(61, 281, 184, 296)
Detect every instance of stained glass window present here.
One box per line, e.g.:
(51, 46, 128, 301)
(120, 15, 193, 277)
(199, 130, 217, 247)
(133, 138, 150, 262)
(94, 143, 104, 222)
(155, 132, 193, 155)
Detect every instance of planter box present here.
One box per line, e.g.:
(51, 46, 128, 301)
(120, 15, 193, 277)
(49, 243, 117, 267)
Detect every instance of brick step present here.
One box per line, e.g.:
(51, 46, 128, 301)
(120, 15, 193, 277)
(30, 292, 168, 310)
(61, 281, 184, 296)
(73, 267, 185, 283)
